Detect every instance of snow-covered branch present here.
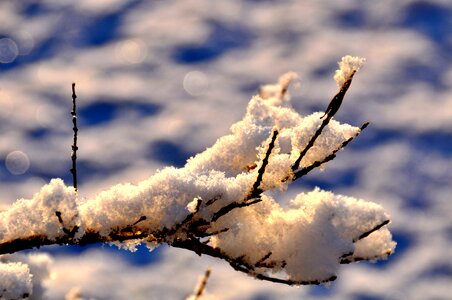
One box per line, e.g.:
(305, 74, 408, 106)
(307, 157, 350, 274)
(0, 56, 395, 296)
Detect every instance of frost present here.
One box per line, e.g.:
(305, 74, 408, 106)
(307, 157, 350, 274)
(0, 179, 79, 243)
(334, 55, 366, 87)
(187, 197, 202, 214)
(259, 71, 298, 106)
(0, 262, 32, 300)
(0, 253, 52, 299)
(0, 56, 395, 292)
(210, 188, 392, 282)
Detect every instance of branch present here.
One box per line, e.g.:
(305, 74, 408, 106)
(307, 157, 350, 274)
(339, 219, 391, 264)
(291, 72, 356, 173)
(0, 57, 394, 288)
(247, 129, 279, 200)
(210, 198, 261, 223)
(191, 268, 211, 300)
(0, 228, 149, 255)
(292, 122, 369, 181)
(70, 83, 78, 192)
(320, 71, 356, 119)
(170, 238, 336, 286)
(340, 249, 393, 264)
(209, 129, 279, 223)
(353, 219, 390, 243)
(254, 251, 273, 268)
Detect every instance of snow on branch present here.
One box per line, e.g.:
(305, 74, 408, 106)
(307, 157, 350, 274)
(0, 55, 395, 295)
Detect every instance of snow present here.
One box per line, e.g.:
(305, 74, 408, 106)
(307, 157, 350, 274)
(0, 0, 450, 298)
(0, 59, 396, 295)
(334, 56, 366, 87)
(1, 253, 52, 300)
(211, 188, 393, 281)
(0, 179, 79, 243)
(0, 262, 32, 300)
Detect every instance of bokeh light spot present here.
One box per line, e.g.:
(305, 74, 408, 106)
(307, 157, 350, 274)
(116, 39, 147, 64)
(0, 38, 19, 63)
(5, 150, 30, 175)
(183, 70, 209, 96)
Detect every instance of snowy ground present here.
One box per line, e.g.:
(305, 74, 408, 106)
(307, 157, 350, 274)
(0, 0, 451, 299)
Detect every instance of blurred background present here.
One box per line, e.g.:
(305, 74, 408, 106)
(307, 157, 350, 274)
(0, 0, 451, 299)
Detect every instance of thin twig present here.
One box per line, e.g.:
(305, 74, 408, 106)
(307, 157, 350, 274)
(339, 219, 391, 264)
(55, 211, 79, 238)
(166, 198, 203, 235)
(291, 72, 356, 173)
(70, 83, 78, 192)
(340, 249, 393, 264)
(120, 216, 148, 233)
(132, 215, 147, 226)
(320, 71, 356, 119)
(193, 268, 211, 300)
(209, 130, 278, 223)
(247, 129, 279, 200)
(210, 198, 262, 223)
(292, 122, 369, 181)
(353, 219, 390, 243)
(255, 252, 273, 268)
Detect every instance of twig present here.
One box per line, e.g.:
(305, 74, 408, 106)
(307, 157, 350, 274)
(340, 249, 393, 264)
(55, 211, 79, 238)
(170, 238, 336, 286)
(247, 129, 279, 200)
(255, 252, 273, 268)
(210, 198, 262, 223)
(193, 268, 211, 300)
(70, 83, 78, 192)
(209, 130, 278, 223)
(320, 71, 356, 119)
(339, 219, 391, 264)
(120, 216, 148, 233)
(164, 198, 203, 236)
(132, 215, 147, 226)
(353, 219, 390, 243)
(292, 122, 369, 181)
(291, 72, 356, 173)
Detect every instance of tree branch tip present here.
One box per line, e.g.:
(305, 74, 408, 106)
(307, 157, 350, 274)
(132, 215, 147, 226)
(354, 219, 390, 243)
(70, 83, 79, 192)
(255, 251, 273, 267)
(360, 122, 370, 130)
(192, 268, 212, 299)
(55, 211, 63, 224)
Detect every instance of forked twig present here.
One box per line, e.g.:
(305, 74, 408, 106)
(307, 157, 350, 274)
(339, 219, 391, 264)
(210, 129, 279, 223)
(291, 72, 356, 173)
(292, 122, 369, 181)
